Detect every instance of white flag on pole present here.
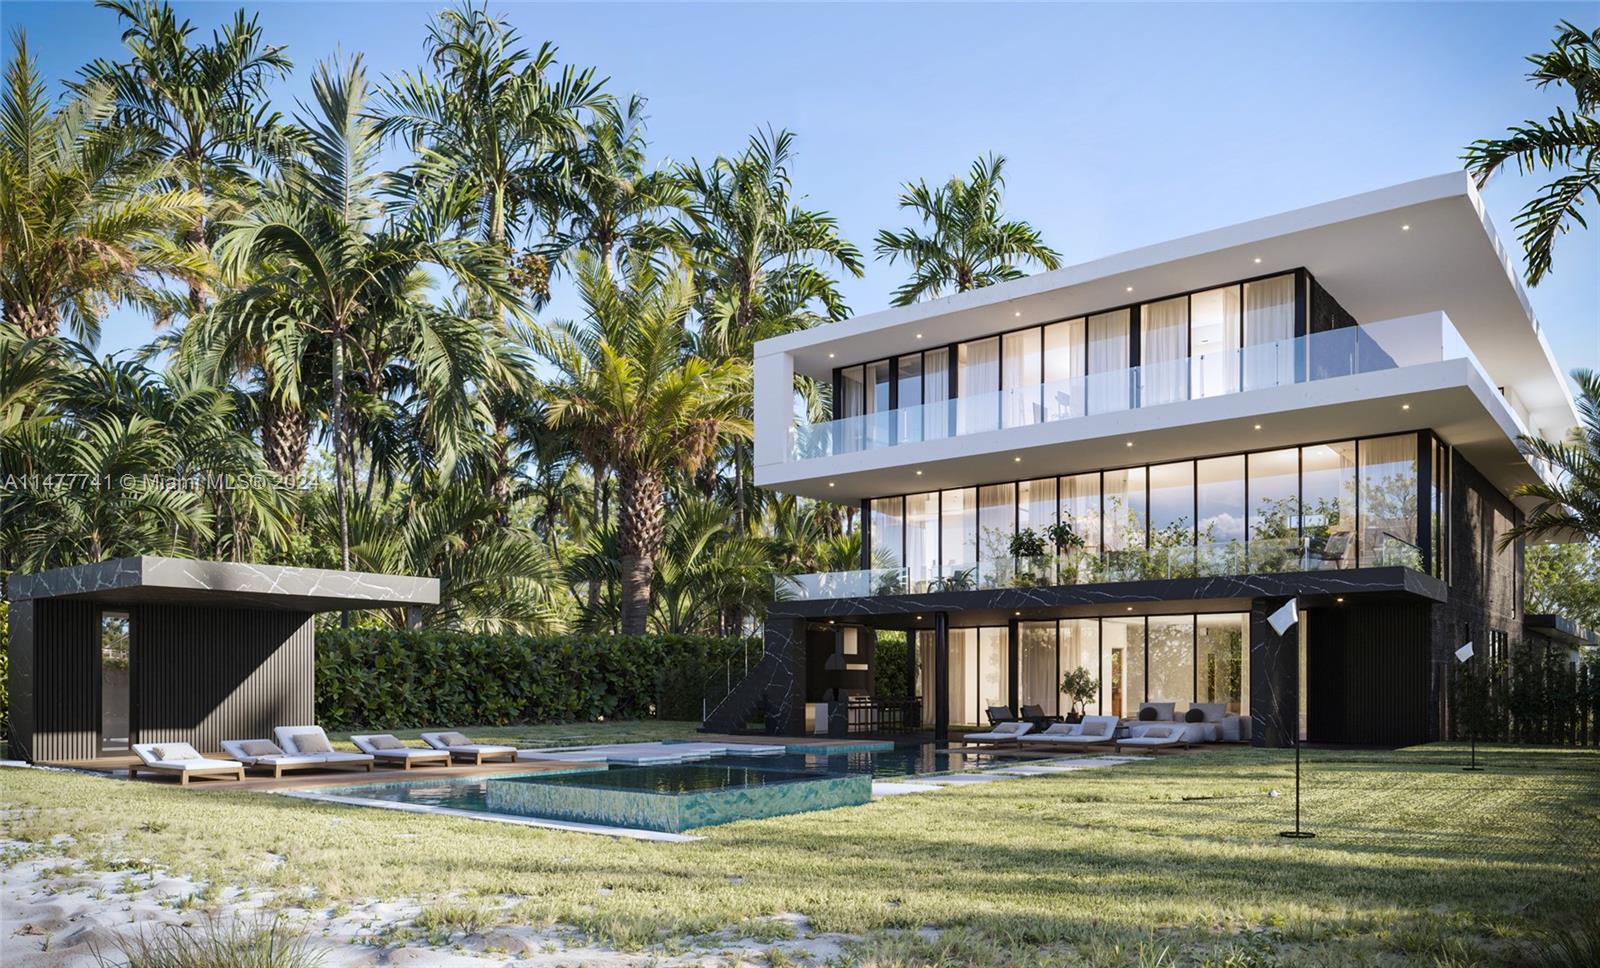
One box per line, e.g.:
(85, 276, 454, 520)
(1268, 598, 1299, 636)
(1455, 641, 1474, 663)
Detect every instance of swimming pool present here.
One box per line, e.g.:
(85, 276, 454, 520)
(313, 743, 981, 833)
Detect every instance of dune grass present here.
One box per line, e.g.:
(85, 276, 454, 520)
(4, 727, 1597, 965)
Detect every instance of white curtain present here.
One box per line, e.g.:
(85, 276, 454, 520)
(1190, 285, 1242, 398)
(1044, 318, 1085, 419)
(1087, 310, 1130, 413)
(958, 338, 1000, 434)
(1244, 275, 1296, 390)
(1141, 297, 1189, 406)
(923, 350, 950, 440)
(1002, 329, 1042, 428)
(906, 492, 939, 592)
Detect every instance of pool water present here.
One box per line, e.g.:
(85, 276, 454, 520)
(315, 743, 977, 829)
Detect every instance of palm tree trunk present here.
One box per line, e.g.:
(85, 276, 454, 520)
(262, 386, 311, 478)
(330, 322, 351, 626)
(617, 466, 663, 635)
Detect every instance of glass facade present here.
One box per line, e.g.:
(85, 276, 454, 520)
(917, 611, 1247, 725)
(866, 432, 1442, 590)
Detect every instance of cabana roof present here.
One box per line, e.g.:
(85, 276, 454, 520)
(5, 556, 439, 613)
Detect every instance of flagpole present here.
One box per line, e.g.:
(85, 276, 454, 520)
(1274, 598, 1313, 839)
(1456, 641, 1483, 773)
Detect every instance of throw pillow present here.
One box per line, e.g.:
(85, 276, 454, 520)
(293, 732, 333, 754)
(238, 739, 281, 757)
(1185, 707, 1206, 723)
(1138, 706, 1158, 721)
(438, 731, 472, 747)
(153, 743, 200, 761)
(369, 735, 406, 750)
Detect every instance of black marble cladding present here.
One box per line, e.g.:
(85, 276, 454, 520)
(768, 567, 1445, 624)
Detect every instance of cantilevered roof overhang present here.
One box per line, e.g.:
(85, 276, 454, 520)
(4, 557, 439, 613)
(759, 172, 1577, 439)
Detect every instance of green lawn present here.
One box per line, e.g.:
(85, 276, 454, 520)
(4, 725, 1597, 965)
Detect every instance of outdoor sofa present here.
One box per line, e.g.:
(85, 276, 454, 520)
(420, 731, 518, 765)
(129, 743, 245, 786)
(1130, 701, 1249, 743)
(351, 734, 454, 769)
(1116, 722, 1190, 753)
(960, 721, 1035, 747)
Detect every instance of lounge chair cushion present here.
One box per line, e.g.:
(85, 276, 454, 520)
(237, 739, 283, 757)
(1077, 715, 1119, 738)
(153, 743, 202, 762)
(1040, 723, 1082, 736)
(291, 731, 333, 754)
(368, 734, 406, 750)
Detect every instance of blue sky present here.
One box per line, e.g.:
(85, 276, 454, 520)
(7, 1, 1597, 379)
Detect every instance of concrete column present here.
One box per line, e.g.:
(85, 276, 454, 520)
(933, 612, 950, 743)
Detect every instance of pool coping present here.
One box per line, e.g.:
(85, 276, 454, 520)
(278, 788, 703, 842)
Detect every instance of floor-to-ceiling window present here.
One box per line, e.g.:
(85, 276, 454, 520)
(1243, 274, 1297, 390)
(1248, 448, 1300, 572)
(865, 360, 892, 447)
(977, 483, 1016, 588)
(1190, 285, 1242, 398)
(1060, 618, 1100, 715)
(940, 488, 977, 589)
(1301, 441, 1357, 569)
(957, 337, 1000, 434)
(979, 628, 1010, 722)
(1196, 613, 1249, 713)
(906, 492, 939, 593)
(869, 497, 904, 591)
(1102, 616, 1145, 719)
(1359, 433, 1421, 568)
(1146, 615, 1196, 711)
(1061, 472, 1101, 580)
(1149, 461, 1196, 579)
(1087, 309, 1131, 413)
(1017, 477, 1057, 584)
(1003, 328, 1043, 429)
(838, 365, 865, 452)
(1103, 467, 1147, 579)
(924, 349, 951, 441)
(1044, 318, 1086, 419)
(896, 353, 923, 444)
(950, 628, 977, 725)
(1197, 455, 1246, 574)
(1019, 621, 1059, 715)
(1141, 296, 1189, 406)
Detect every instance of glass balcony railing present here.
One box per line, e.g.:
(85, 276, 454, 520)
(789, 313, 1473, 461)
(773, 536, 1423, 601)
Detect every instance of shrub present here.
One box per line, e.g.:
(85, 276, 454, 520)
(315, 628, 749, 730)
(1450, 641, 1600, 746)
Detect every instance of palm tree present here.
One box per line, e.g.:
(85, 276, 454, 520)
(79, 0, 293, 316)
(0, 34, 207, 342)
(378, 0, 606, 253)
(537, 254, 750, 634)
(874, 153, 1061, 306)
(214, 56, 521, 571)
(1464, 21, 1598, 286)
(542, 94, 692, 274)
(1506, 369, 1600, 545)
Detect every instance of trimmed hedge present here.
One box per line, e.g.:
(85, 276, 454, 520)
(316, 629, 750, 730)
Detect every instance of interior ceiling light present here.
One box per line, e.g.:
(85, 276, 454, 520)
(1125, 286, 1134, 293)
(1254, 257, 1262, 264)
(1402, 224, 1411, 231)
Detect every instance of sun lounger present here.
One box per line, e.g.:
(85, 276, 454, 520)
(273, 725, 377, 772)
(129, 743, 244, 786)
(1025, 715, 1120, 749)
(219, 739, 330, 778)
(1116, 722, 1189, 753)
(420, 731, 518, 765)
(960, 721, 1035, 746)
(351, 734, 453, 769)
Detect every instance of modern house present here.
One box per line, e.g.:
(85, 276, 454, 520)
(707, 172, 1579, 748)
(4, 557, 438, 763)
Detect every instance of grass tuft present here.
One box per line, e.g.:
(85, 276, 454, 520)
(98, 916, 322, 968)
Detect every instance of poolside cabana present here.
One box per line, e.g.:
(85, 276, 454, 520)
(4, 557, 438, 764)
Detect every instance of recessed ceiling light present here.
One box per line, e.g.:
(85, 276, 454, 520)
(915, 333, 923, 339)
(1402, 403, 1411, 411)
(828, 482, 835, 487)
(1402, 224, 1410, 231)
(916, 615, 924, 620)
(1014, 311, 1021, 318)
(1126, 441, 1134, 447)
(915, 469, 923, 476)
(1254, 424, 1262, 430)
(828, 352, 835, 358)
(1013, 456, 1022, 463)
(1013, 611, 1021, 617)
(1253, 257, 1262, 264)
(1125, 286, 1134, 293)
(1126, 606, 1134, 612)
(1335, 597, 1344, 603)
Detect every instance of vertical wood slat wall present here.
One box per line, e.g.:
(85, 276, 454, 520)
(30, 600, 102, 762)
(133, 605, 315, 752)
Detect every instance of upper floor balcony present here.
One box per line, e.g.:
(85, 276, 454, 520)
(787, 312, 1489, 462)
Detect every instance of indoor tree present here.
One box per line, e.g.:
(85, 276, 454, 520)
(874, 153, 1060, 306)
(1464, 21, 1599, 285)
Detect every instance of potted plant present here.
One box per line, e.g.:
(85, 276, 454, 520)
(1008, 528, 1048, 586)
(1045, 522, 1086, 583)
(1060, 666, 1100, 723)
